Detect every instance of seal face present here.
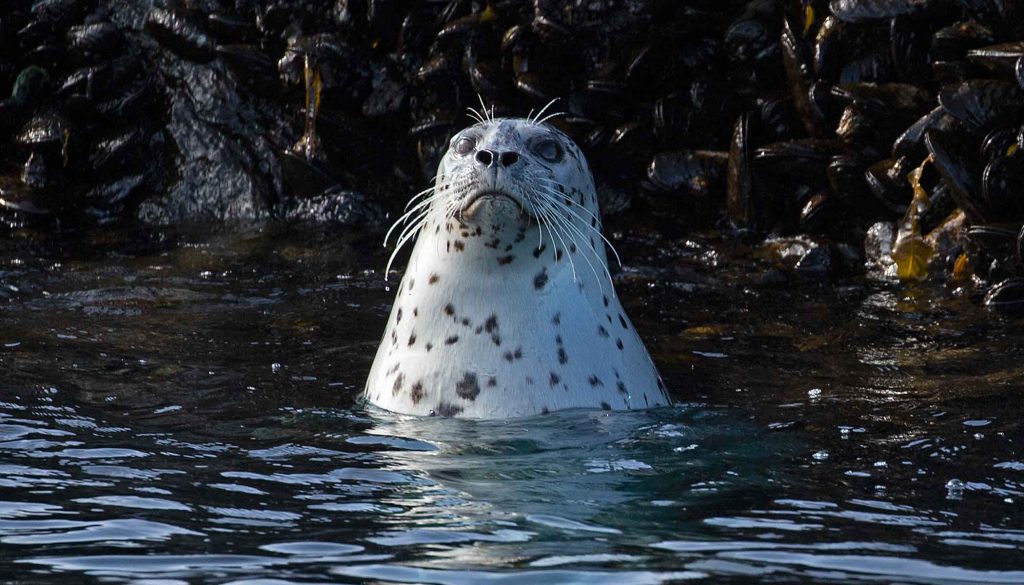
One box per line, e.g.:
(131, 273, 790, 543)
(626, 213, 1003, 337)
(364, 114, 671, 418)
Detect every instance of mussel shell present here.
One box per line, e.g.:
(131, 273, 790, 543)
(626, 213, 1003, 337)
(144, 7, 217, 63)
(783, 14, 824, 137)
(925, 129, 985, 222)
(938, 80, 1024, 133)
(757, 97, 803, 141)
(799, 190, 835, 232)
(919, 181, 957, 234)
(967, 224, 1018, 253)
(754, 138, 837, 181)
(467, 58, 509, 99)
(515, 71, 555, 102)
(726, 113, 756, 230)
(981, 127, 1018, 160)
(967, 41, 1024, 69)
(981, 154, 1024, 218)
(891, 15, 931, 82)
(216, 45, 278, 91)
(930, 21, 995, 63)
(87, 128, 148, 177)
(652, 92, 689, 139)
(829, 0, 925, 23)
(1018, 224, 1024, 264)
(864, 156, 911, 213)
(827, 154, 869, 201)
(983, 278, 1024, 311)
(892, 106, 960, 159)
(646, 150, 728, 197)
(66, 22, 123, 65)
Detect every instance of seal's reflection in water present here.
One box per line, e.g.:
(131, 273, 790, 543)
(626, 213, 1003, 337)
(341, 404, 795, 569)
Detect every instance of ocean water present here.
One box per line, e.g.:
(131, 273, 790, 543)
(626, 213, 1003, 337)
(1, 226, 1022, 583)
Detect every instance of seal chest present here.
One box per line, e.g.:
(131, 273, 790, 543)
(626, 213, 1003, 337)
(365, 114, 671, 418)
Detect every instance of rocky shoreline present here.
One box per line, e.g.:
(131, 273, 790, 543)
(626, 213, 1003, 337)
(1, 0, 1023, 306)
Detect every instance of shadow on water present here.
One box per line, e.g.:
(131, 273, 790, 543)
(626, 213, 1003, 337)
(1, 226, 1023, 583)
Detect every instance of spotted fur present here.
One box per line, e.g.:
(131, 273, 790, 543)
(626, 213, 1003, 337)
(365, 116, 671, 418)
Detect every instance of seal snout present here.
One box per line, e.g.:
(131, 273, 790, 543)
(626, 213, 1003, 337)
(475, 149, 521, 169)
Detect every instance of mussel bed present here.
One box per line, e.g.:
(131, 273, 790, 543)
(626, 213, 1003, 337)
(2, 0, 1024, 304)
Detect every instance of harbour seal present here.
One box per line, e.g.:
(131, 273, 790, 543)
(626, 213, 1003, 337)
(364, 106, 671, 418)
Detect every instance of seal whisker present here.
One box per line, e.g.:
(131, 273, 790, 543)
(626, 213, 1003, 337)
(537, 201, 578, 283)
(522, 195, 546, 250)
(535, 197, 607, 292)
(530, 97, 559, 124)
(385, 192, 439, 247)
(533, 184, 622, 268)
(385, 211, 431, 277)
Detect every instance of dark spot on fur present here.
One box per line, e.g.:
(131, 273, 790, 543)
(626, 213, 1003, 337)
(411, 381, 425, 404)
(597, 325, 609, 337)
(504, 244, 513, 252)
(461, 318, 470, 327)
(533, 244, 546, 258)
(498, 255, 515, 265)
(454, 240, 465, 251)
(392, 373, 404, 395)
(487, 376, 497, 387)
(426, 342, 433, 352)
(600, 401, 611, 411)
(455, 372, 480, 401)
(526, 376, 534, 385)
(444, 303, 455, 316)
(603, 296, 609, 307)
(556, 249, 564, 261)
(445, 335, 459, 345)
(475, 325, 483, 334)
(616, 338, 624, 350)
(485, 315, 498, 333)
(619, 314, 628, 329)
(413, 308, 418, 317)
(435, 402, 463, 417)
(617, 381, 628, 396)
(408, 333, 417, 346)
(558, 348, 568, 365)
(429, 274, 440, 284)
(396, 308, 403, 323)
(549, 372, 560, 387)
(541, 406, 550, 415)
(485, 238, 500, 249)
(552, 313, 561, 326)
(534, 269, 548, 290)
(491, 334, 502, 346)
(588, 375, 603, 387)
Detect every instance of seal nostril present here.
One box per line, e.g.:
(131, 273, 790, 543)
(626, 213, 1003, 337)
(500, 152, 520, 167)
(475, 150, 494, 166)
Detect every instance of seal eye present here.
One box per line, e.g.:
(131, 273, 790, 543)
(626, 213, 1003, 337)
(534, 139, 563, 162)
(453, 136, 476, 156)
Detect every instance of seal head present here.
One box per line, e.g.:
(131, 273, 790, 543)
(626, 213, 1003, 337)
(365, 116, 671, 418)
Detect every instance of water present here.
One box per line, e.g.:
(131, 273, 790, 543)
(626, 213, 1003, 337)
(2, 226, 1023, 584)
